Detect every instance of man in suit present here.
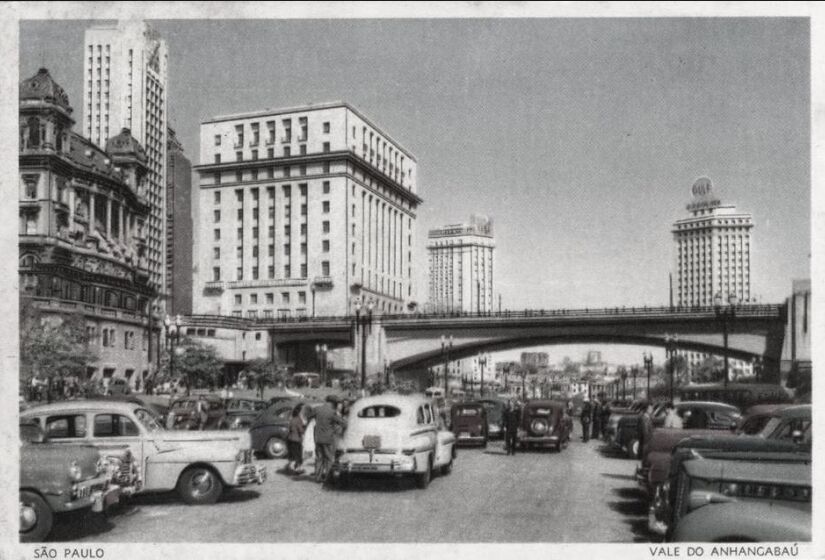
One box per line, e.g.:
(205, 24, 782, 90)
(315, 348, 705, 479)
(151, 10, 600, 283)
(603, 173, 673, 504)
(307, 395, 347, 483)
(503, 399, 521, 455)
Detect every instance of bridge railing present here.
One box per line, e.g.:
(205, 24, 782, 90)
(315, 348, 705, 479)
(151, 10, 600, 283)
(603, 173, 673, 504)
(181, 303, 784, 329)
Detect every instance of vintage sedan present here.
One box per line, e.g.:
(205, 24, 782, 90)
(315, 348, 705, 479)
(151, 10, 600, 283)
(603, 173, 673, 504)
(450, 401, 488, 447)
(332, 394, 457, 489)
(518, 400, 572, 452)
(21, 400, 266, 505)
(19, 422, 122, 542)
(249, 399, 322, 459)
(479, 398, 506, 439)
(221, 398, 268, 430)
(166, 395, 226, 430)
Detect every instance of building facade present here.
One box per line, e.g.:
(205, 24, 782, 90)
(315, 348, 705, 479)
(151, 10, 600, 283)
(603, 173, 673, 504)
(83, 20, 169, 303)
(19, 68, 155, 384)
(427, 215, 495, 313)
(780, 279, 811, 394)
(193, 101, 420, 320)
(673, 177, 754, 377)
(166, 127, 193, 315)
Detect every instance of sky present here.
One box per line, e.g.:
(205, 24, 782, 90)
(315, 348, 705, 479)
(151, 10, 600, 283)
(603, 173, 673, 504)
(18, 17, 811, 365)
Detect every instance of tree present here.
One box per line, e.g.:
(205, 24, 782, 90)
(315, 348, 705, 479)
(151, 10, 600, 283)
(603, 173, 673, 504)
(20, 303, 97, 382)
(159, 338, 223, 390)
(246, 358, 284, 388)
(693, 355, 724, 383)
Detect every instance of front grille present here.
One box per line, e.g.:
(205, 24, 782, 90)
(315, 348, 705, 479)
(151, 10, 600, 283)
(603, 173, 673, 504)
(72, 484, 91, 500)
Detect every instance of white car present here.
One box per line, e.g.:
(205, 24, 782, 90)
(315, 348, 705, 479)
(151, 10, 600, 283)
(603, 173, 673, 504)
(333, 394, 456, 489)
(21, 400, 266, 505)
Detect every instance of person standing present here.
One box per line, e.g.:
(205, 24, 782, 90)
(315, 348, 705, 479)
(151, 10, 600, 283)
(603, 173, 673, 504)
(591, 397, 602, 440)
(663, 402, 683, 429)
(286, 404, 307, 474)
(196, 396, 209, 430)
(307, 395, 346, 483)
(639, 403, 655, 457)
(580, 398, 592, 442)
(503, 399, 521, 455)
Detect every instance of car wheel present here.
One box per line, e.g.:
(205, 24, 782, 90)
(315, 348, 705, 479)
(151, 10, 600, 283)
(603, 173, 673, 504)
(415, 455, 432, 489)
(20, 490, 52, 542)
(440, 456, 453, 476)
(264, 437, 288, 459)
(628, 439, 641, 459)
(177, 467, 224, 505)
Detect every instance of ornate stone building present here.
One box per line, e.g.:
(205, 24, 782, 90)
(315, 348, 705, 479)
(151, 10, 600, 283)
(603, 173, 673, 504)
(19, 68, 156, 385)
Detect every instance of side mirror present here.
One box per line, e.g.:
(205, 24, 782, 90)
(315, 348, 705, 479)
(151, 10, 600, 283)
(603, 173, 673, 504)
(791, 429, 803, 444)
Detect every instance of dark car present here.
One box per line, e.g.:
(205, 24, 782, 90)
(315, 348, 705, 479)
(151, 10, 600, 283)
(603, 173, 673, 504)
(249, 399, 309, 458)
(451, 402, 488, 447)
(479, 398, 506, 439)
(166, 395, 226, 430)
(19, 422, 121, 542)
(668, 451, 811, 542)
(81, 394, 169, 423)
(221, 398, 268, 430)
(518, 400, 572, 452)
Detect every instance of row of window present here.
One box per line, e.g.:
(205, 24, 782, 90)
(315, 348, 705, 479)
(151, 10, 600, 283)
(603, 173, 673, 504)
(211, 261, 330, 282)
(214, 142, 332, 164)
(234, 291, 307, 306)
(213, 221, 331, 242)
(212, 160, 332, 183)
(217, 117, 328, 148)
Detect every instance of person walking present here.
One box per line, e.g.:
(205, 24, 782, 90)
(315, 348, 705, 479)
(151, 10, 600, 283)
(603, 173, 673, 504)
(286, 404, 306, 474)
(307, 395, 346, 483)
(663, 402, 683, 429)
(503, 399, 520, 455)
(580, 398, 592, 442)
(195, 396, 209, 431)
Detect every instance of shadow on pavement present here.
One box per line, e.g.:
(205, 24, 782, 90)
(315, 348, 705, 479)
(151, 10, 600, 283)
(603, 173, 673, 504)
(597, 443, 631, 459)
(606, 484, 657, 543)
(602, 472, 637, 482)
(47, 509, 116, 542)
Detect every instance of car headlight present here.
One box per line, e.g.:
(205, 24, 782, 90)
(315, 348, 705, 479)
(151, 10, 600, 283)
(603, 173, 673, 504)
(69, 460, 83, 481)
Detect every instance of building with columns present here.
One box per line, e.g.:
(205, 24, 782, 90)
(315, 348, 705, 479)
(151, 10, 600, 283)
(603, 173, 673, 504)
(83, 20, 169, 305)
(19, 68, 155, 385)
(427, 215, 495, 313)
(193, 101, 420, 321)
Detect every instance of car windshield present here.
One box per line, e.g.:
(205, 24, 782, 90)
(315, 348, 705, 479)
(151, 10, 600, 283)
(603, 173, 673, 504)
(172, 400, 196, 410)
(135, 408, 163, 431)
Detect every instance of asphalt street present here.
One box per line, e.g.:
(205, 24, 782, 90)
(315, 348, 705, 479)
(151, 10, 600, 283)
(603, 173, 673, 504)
(48, 426, 653, 543)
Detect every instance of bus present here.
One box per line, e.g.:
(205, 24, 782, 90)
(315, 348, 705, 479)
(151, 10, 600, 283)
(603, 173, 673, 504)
(678, 382, 791, 410)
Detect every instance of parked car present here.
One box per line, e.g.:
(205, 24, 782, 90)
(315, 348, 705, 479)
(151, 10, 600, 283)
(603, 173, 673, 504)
(167, 395, 226, 430)
(21, 400, 266, 505)
(82, 394, 169, 424)
(249, 399, 321, 458)
(479, 398, 506, 439)
(450, 401, 488, 447)
(19, 422, 122, 542)
(668, 451, 811, 542)
(332, 394, 457, 489)
(517, 400, 572, 452)
(221, 398, 268, 430)
(107, 377, 132, 396)
(603, 399, 649, 443)
(677, 382, 791, 410)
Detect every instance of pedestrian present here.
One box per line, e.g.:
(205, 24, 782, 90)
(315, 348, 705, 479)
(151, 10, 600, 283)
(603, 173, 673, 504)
(591, 397, 602, 440)
(306, 395, 346, 483)
(286, 404, 306, 474)
(503, 399, 520, 455)
(196, 396, 209, 430)
(663, 402, 683, 429)
(639, 403, 655, 457)
(580, 398, 592, 442)
(256, 374, 265, 400)
(600, 399, 612, 440)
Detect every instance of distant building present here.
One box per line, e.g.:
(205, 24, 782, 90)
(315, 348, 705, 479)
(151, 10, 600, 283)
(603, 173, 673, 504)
(586, 350, 602, 365)
(520, 352, 549, 370)
(427, 215, 494, 313)
(166, 127, 192, 315)
(83, 20, 169, 304)
(19, 68, 155, 385)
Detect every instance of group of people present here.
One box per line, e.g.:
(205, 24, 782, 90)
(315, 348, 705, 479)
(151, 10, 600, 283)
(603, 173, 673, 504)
(285, 395, 349, 483)
(578, 396, 612, 442)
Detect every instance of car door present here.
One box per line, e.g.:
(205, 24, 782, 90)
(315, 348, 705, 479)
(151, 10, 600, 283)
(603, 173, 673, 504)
(90, 411, 146, 477)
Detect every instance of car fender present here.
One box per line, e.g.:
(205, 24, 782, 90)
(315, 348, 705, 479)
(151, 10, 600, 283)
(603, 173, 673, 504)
(671, 502, 811, 542)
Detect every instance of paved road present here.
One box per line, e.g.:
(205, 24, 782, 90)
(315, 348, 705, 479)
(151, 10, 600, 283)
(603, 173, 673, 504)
(49, 430, 654, 543)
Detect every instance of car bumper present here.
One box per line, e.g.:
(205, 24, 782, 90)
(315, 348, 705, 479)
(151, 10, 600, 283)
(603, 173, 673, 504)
(335, 453, 418, 474)
(519, 435, 560, 444)
(60, 476, 119, 513)
(232, 463, 267, 486)
(456, 433, 486, 445)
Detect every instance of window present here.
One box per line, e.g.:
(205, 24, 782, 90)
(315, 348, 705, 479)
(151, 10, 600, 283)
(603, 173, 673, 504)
(237, 208, 244, 220)
(236, 151, 243, 162)
(323, 162, 330, 173)
(214, 229, 221, 241)
(281, 292, 290, 304)
(237, 227, 243, 238)
(323, 142, 330, 153)
(235, 170, 243, 183)
(323, 122, 330, 133)
(267, 148, 274, 159)
(214, 172, 221, 185)
(323, 221, 330, 233)
(214, 191, 221, 204)
(253, 207, 259, 220)
(214, 153, 221, 164)
(284, 146, 291, 157)
(234, 294, 242, 305)
(323, 181, 330, 194)
(299, 291, 306, 304)
(323, 201, 330, 213)
(322, 261, 330, 276)
(214, 134, 221, 146)
(284, 166, 291, 178)
(212, 267, 221, 281)
(300, 144, 307, 155)
(284, 244, 291, 256)
(300, 184, 307, 196)
(252, 245, 259, 257)
(236, 246, 243, 259)
(300, 165, 307, 176)
(237, 267, 243, 280)
(251, 294, 258, 304)
(44, 415, 87, 439)
(93, 414, 139, 437)
(268, 244, 274, 256)
(214, 210, 221, 222)
(300, 223, 307, 235)
(251, 168, 258, 180)
(213, 247, 220, 259)
(300, 243, 307, 255)
(268, 265, 274, 278)
(284, 265, 291, 278)
(266, 293, 274, 304)
(322, 240, 330, 252)
(268, 226, 274, 238)
(300, 263, 307, 278)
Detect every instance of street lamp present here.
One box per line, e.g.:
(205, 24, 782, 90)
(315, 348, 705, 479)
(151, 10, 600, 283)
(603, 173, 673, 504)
(354, 299, 374, 391)
(631, 366, 638, 399)
(714, 293, 738, 387)
(478, 355, 487, 397)
(664, 334, 679, 403)
(164, 314, 184, 395)
(643, 352, 653, 399)
(440, 334, 453, 395)
(751, 356, 764, 383)
(620, 368, 628, 401)
(315, 343, 328, 386)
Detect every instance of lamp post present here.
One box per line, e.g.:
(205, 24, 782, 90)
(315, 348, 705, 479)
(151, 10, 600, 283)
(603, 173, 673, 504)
(664, 334, 679, 403)
(440, 334, 453, 395)
(620, 368, 627, 401)
(752, 356, 764, 383)
(355, 299, 374, 391)
(643, 352, 653, 399)
(714, 293, 738, 387)
(384, 358, 390, 387)
(315, 343, 328, 386)
(631, 366, 638, 399)
(164, 314, 184, 395)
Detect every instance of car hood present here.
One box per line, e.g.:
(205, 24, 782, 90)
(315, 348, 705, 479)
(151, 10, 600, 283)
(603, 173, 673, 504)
(21, 443, 101, 489)
(647, 427, 723, 454)
(684, 454, 811, 486)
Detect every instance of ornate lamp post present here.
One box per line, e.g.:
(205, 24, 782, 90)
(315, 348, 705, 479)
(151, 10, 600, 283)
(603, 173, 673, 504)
(664, 334, 679, 402)
(440, 334, 453, 395)
(164, 314, 184, 394)
(354, 299, 374, 391)
(478, 355, 487, 397)
(315, 343, 328, 386)
(643, 352, 653, 399)
(631, 366, 638, 399)
(620, 368, 628, 401)
(714, 293, 738, 387)
(751, 356, 764, 383)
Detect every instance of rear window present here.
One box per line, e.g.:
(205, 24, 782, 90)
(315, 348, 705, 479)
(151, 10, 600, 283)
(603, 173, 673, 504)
(358, 405, 402, 418)
(456, 408, 480, 416)
(530, 407, 553, 415)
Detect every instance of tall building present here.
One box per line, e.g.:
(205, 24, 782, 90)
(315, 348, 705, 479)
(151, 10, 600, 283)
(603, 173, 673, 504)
(193, 101, 420, 319)
(166, 127, 193, 315)
(427, 215, 494, 313)
(83, 20, 169, 303)
(673, 177, 754, 377)
(673, 177, 753, 307)
(19, 68, 155, 385)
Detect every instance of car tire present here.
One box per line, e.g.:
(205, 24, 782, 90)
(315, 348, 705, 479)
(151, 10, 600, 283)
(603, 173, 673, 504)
(415, 455, 432, 489)
(628, 439, 641, 459)
(264, 437, 288, 459)
(177, 466, 224, 505)
(440, 457, 453, 476)
(19, 490, 52, 543)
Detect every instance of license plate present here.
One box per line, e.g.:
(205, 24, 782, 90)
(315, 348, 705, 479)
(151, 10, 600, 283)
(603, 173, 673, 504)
(460, 432, 471, 438)
(358, 464, 379, 471)
(363, 435, 381, 449)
